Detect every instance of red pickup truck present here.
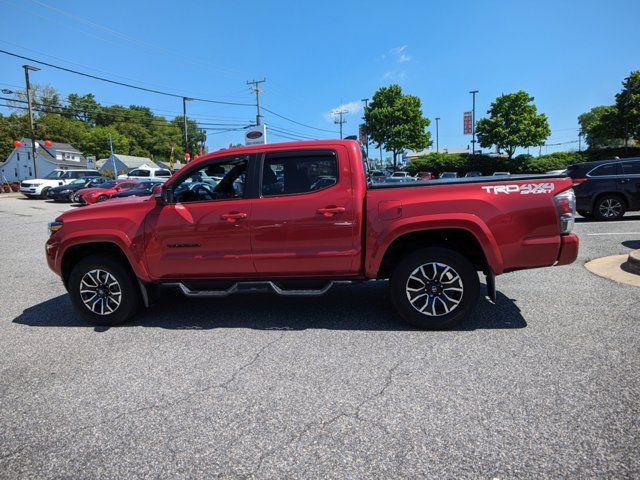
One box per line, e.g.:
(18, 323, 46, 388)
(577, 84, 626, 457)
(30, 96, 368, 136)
(45, 140, 578, 329)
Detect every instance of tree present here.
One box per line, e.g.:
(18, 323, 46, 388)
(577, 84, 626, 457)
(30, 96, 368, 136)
(476, 90, 550, 159)
(64, 93, 100, 125)
(80, 126, 129, 160)
(578, 106, 624, 148)
(364, 84, 431, 169)
(614, 70, 640, 146)
(9, 83, 62, 116)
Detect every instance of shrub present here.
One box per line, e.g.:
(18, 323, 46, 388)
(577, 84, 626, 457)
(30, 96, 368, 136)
(10, 183, 20, 192)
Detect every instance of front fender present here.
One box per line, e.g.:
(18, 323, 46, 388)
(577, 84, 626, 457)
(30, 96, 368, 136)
(365, 213, 504, 277)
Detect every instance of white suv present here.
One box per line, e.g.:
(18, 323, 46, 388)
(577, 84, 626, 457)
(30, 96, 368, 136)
(20, 169, 101, 198)
(118, 167, 172, 181)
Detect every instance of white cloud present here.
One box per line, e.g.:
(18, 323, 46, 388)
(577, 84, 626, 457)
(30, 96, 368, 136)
(391, 45, 407, 54)
(324, 100, 365, 123)
(398, 53, 411, 63)
(383, 70, 406, 81)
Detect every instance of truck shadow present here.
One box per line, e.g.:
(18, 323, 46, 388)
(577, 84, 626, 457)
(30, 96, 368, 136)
(13, 282, 526, 332)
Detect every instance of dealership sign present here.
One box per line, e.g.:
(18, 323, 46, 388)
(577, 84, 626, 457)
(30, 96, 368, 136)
(245, 124, 267, 145)
(463, 111, 473, 135)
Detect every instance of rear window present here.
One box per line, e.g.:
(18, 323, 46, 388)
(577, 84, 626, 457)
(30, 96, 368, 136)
(588, 163, 619, 177)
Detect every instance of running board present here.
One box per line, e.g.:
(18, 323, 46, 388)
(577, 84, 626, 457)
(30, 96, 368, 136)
(168, 281, 351, 298)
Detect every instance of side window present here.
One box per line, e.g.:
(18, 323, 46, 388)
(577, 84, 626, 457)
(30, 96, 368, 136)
(128, 169, 141, 177)
(261, 152, 338, 197)
(622, 161, 640, 175)
(76, 172, 86, 178)
(136, 170, 150, 177)
(173, 156, 248, 203)
(155, 169, 171, 177)
(589, 163, 619, 177)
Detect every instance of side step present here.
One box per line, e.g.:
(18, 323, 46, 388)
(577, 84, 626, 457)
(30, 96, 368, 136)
(167, 281, 351, 298)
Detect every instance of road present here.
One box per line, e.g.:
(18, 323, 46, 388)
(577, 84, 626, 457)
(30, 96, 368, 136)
(0, 197, 638, 479)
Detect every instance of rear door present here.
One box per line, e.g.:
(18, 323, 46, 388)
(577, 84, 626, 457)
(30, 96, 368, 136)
(250, 147, 359, 276)
(619, 160, 640, 210)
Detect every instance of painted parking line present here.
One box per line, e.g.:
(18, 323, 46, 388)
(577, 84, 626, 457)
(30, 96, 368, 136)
(586, 232, 640, 236)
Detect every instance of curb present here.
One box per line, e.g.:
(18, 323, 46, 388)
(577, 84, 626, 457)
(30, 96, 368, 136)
(0, 192, 24, 198)
(585, 255, 640, 287)
(627, 250, 640, 275)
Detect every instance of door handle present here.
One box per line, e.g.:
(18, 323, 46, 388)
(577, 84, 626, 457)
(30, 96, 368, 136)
(221, 211, 247, 222)
(316, 206, 346, 217)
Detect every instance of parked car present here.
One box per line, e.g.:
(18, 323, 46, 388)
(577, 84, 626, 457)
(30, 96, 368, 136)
(493, 171, 511, 177)
(440, 172, 458, 179)
(19, 169, 101, 199)
(118, 167, 172, 181)
(465, 171, 482, 178)
(566, 157, 640, 220)
(111, 180, 166, 199)
(416, 171, 435, 181)
(47, 177, 111, 202)
(74, 180, 139, 205)
(46, 140, 578, 330)
(369, 171, 387, 183)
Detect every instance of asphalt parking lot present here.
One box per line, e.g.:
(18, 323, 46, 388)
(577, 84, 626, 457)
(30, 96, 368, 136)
(0, 197, 638, 479)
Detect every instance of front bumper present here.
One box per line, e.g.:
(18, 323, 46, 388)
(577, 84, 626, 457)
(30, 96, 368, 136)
(73, 193, 87, 204)
(556, 233, 579, 266)
(20, 187, 39, 196)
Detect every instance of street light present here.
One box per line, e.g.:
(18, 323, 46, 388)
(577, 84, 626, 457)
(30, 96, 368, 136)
(469, 90, 478, 154)
(23, 65, 40, 178)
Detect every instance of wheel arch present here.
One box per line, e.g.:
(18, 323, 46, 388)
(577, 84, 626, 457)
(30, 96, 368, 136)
(61, 242, 134, 287)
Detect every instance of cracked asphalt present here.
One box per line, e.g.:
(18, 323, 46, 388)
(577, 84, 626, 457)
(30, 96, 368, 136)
(0, 197, 639, 479)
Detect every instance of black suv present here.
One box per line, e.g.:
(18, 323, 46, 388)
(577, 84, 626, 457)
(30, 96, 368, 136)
(567, 158, 640, 220)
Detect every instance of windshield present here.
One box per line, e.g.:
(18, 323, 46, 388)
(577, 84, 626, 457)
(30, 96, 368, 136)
(44, 171, 65, 179)
(69, 178, 87, 185)
(100, 181, 117, 189)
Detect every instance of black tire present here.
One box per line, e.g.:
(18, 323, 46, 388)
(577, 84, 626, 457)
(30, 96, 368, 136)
(68, 191, 75, 202)
(40, 187, 50, 199)
(577, 209, 593, 219)
(390, 247, 480, 330)
(594, 194, 626, 221)
(68, 254, 141, 326)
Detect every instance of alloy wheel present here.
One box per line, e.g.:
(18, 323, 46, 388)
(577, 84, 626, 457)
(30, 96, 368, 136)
(599, 198, 623, 218)
(405, 262, 464, 316)
(79, 269, 122, 315)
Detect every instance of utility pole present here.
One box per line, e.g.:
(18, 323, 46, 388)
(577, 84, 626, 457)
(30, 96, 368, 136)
(469, 90, 479, 155)
(435, 117, 440, 153)
(23, 65, 40, 179)
(361, 98, 369, 157)
(182, 97, 193, 154)
(247, 78, 266, 125)
(333, 108, 348, 139)
(578, 132, 582, 152)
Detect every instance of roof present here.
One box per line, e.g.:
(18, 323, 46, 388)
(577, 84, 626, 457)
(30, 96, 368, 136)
(19, 138, 83, 154)
(97, 154, 160, 169)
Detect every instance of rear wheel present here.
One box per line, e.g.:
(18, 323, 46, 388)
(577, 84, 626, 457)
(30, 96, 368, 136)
(390, 247, 480, 330)
(577, 209, 594, 219)
(594, 195, 625, 221)
(68, 254, 141, 326)
(40, 187, 50, 199)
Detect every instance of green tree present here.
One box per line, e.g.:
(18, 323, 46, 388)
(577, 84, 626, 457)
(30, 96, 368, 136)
(80, 126, 129, 159)
(476, 90, 550, 159)
(578, 106, 624, 148)
(364, 84, 431, 169)
(64, 93, 100, 125)
(9, 83, 62, 116)
(614, 70, 640, 146)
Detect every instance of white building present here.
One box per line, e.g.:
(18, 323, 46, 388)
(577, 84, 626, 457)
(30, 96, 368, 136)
(96, 154, 160, 175)
(0, 139, 87, 182)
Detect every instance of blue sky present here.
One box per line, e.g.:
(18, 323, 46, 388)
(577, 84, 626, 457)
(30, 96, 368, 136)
(0, 0, 638, 157)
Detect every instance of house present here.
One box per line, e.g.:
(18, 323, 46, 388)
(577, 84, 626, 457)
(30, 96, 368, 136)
(96, 154, 160, 175)
(0, 138, 87, 182)
(155, 160, 187, 171)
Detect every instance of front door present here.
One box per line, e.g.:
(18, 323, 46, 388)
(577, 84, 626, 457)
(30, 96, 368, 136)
(144, 155, 255, 279)
(250, 148, 360, 276)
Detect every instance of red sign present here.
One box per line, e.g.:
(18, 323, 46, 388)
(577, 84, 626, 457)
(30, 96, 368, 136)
(463, 111, 473, 135)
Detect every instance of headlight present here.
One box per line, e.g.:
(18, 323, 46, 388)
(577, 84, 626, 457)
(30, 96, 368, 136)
(30, 183, 42, 187)
(48, 221, 63, 236)
(60, 189, 70, 194)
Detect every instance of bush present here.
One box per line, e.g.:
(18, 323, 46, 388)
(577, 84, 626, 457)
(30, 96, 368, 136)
(10, 182, 19, 192)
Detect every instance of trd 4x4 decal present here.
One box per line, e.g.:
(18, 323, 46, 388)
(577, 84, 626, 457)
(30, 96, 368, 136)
(481, 183, 554, 195)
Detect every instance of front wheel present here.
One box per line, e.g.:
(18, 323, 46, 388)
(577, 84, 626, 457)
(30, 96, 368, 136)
(96, 194, 108, 202)
(68, 254, 141, 326)
(390, 247, 480, 330)
(40, 187, 50, 199)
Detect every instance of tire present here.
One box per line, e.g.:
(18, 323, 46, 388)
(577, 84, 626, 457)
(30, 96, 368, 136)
(577, 209, 593, 219)
(594, 194, 626, 221)
(68, 191, 75, 202)
(96, 194, 108, 202)
(68, 254, 141, 326)
(40, 187, 50, 199)
(390, 247, 480, 330)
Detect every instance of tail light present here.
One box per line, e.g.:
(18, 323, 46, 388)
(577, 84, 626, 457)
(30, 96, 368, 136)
(554, 189, 576, 234)
(572, 177, 587, 187)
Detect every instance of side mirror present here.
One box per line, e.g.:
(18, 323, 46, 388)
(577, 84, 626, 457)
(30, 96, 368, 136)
(152, 184, 162, 195)
(158, 185, 173, 205)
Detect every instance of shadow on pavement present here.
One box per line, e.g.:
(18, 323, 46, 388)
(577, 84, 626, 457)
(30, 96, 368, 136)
(622, 240, 640, 249)
(13, 282, 526, 332)
(575, 214, 640, 223)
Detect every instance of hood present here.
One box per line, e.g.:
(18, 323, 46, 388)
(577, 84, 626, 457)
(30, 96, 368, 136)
(76, 187, 108, 196)
(58, 194, 154, 222)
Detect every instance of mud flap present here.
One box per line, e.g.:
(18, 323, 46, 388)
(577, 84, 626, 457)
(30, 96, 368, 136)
(485, 270, 496, 304)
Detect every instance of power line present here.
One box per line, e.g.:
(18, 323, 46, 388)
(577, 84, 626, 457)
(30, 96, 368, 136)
(261, 106, 337, 134)
(0, 49, 254, 106)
